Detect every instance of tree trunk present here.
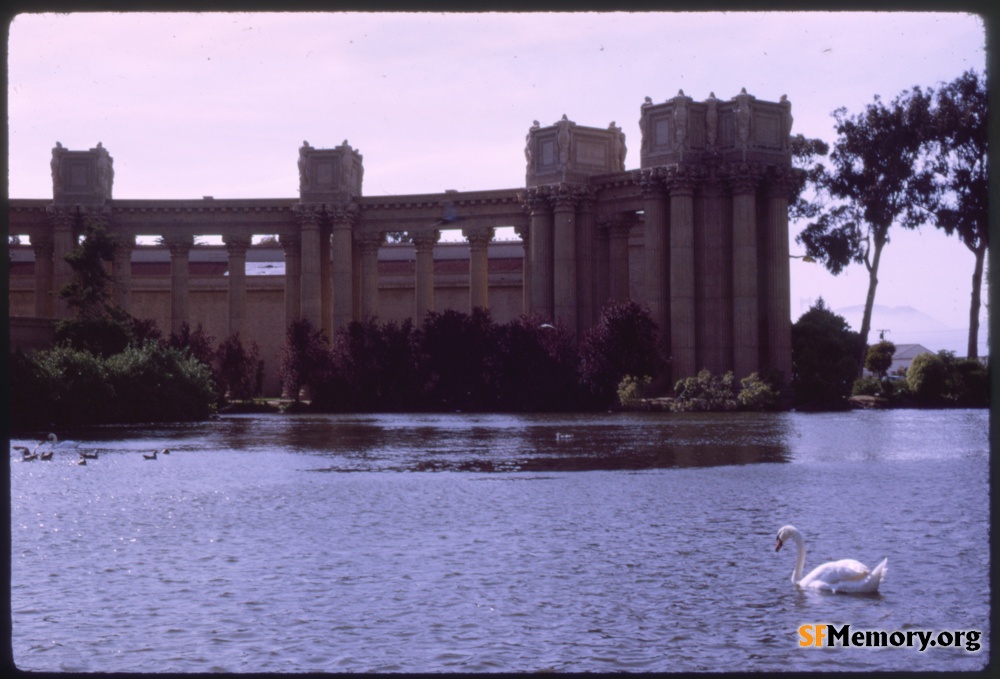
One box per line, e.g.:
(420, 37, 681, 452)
(858, 239, 884, 376)
(967, 242, 986, 359)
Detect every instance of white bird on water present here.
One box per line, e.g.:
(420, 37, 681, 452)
(775, 525, 888, 594)
(45, 433, 79, 449)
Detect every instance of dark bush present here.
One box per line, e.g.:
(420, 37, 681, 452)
(791, 298, 863, 410)
(578, 300, 665, 408)
(492, 314, 584, 411)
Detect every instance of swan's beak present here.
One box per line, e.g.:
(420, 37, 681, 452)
(775, 537, 783, 552)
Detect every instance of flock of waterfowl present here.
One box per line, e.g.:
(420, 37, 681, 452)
(12, 433, 169, 465)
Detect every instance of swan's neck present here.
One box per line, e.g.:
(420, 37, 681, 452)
(789, 531, 806, 584)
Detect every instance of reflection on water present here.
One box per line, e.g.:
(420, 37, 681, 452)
(9, 410, 989, 673)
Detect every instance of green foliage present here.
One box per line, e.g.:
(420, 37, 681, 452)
(416, 308, 498, 411)
(851, 376, 883, 397)
(578, 300, 664, 408)
(791, 298, 864, 410)
(927, 70, 988, 359)
(279, 318, 332, 403)
(216, 332, 264, 401)
(671, 370, 738, 412)
(796, 86, 937, 370)
(59, 219, 118, 319)
(737, 372, 779, 411)
(617, 374, 653, 409)
(104, 342, 217, 422)
(906, 351, 989, 408)
(168, 322, 221, 397)
(492, 314, 583, 412)
(8, 343, 216, 429)
(865, 340, 896, 381)
(313, 318, 421, 412)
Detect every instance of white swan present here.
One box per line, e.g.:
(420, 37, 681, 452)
(775, 525, 887, 594)
(45, 433, 79, 449)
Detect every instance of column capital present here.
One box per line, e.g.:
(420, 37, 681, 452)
(328, 200, 360, 227)
(463, 226, 494, 249)
(164, 234, 194, 257)
(725, 162, 765, 194)
(78, 205, 112, 228)
(550, 182, 583, 211)
(223, 234, 252, 256)
(765, 165, 802, 199)
(412, 229, 440, 253)
(636, 167, 666, 197)
(294, 204, 323, 228)
(357, 230, 385, 254)
(524, 186, 552, 213)
(664, 165, 701, 196)
(45, 205, 77, 228)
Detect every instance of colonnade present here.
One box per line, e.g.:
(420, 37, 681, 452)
(25, 206, 508, 343)
(14, 87, 797, 387)
(523, 161, 792, 384)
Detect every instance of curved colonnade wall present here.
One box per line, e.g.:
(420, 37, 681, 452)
(9, 89, 796, 397)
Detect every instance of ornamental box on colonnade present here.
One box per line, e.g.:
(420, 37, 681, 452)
(8, 88, 797, 397)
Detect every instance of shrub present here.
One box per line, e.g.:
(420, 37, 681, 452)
(579, 300, 665, 408)
(279, 318, 332, 403)
(492, 315, 583, 411)
(216, 332, 264, 401)
(8, 342, 216, 429)
(865, 340, 896, 382)
(416, 308, 498, 411)
(105, 342, 217, 422)
(738, 372, 779, 411)
(791, 298, 864, 410)
(617, 374, 653, 409)
(851, 376, 883, 397)
(671, 370, 738, 412)
(906, 351, 950, 406)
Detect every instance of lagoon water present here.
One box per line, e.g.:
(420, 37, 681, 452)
(10, 410, 989, 672)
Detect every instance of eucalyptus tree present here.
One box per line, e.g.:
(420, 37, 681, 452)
(796, 87, 937, 372)
(926, 70, 988, 359)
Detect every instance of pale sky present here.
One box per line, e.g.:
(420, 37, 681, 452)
(6, 11, 988, 354)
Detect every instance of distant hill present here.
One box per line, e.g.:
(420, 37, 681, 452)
(833, 304, 983, 357)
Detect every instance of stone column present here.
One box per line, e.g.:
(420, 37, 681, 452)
(576, 189, 596, 334)
(464, 226, 494, 312)
(48, 207, 77, 319)
(165, 234, 193, 334)
(526, 187, 553, 319)
(319, 222, 332, 338)
(357, 231, 383, 320)
(224, 234, 251, 338)
(593, 218, 610, 313)
(111, 233, 135, 314)
(607, 216, 633, 303)
(413, 229, 439, 321)
(695, 173, 732, 376)
(280, 234, 301, 326)
(296, 206, 323, 327)
(514, 224, 530, 316)
(667, 167, 697, 381)
(329, 203, 357, 331)
(639, 168, 669, 356)
(552, 184, 578, 332)
(31, 234, 54, 318)
(729, 164, 761, 379)
(762, 168, 794, 385)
